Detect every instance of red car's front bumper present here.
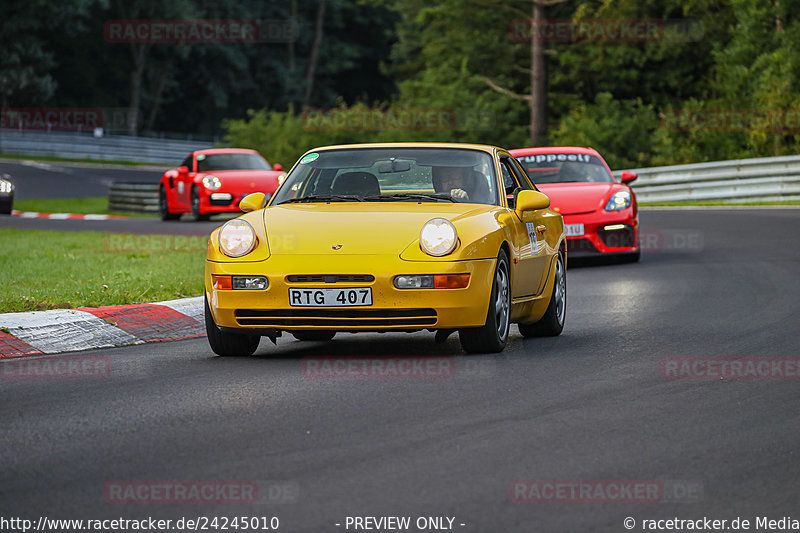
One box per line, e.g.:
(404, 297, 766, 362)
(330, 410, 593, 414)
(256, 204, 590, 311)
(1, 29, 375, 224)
(197, 189, 248, 214)
(562, 207, 639, 257)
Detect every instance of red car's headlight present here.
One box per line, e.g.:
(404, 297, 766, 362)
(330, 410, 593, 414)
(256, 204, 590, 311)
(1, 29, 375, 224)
(202, 176, 222, 190)
(604, 190, 631, 211)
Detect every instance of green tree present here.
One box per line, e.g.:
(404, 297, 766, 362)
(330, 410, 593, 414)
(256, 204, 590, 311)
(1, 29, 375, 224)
(0, 0, 101, 108)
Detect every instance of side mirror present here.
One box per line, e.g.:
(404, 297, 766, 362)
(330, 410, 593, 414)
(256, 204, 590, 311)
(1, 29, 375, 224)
(273, 163, 283, 171)
(515, 190, 550, 214)
(178, 165, 189, 175)
(620, 170, 637, 184)
(239, 192, 269, 212)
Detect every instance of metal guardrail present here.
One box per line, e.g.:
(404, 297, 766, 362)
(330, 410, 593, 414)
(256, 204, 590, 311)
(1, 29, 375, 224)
(0, 130, 214, 164)
(108, 182, 159, 213)
(615, 155, 800, 203)
(107, 154, 800, 215)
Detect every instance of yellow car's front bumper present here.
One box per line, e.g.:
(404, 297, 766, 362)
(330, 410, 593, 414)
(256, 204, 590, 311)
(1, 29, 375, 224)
(205, 254, 496, 331)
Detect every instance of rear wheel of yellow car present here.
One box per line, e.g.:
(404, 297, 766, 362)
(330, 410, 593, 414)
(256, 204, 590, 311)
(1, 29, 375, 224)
(291, 331, 336, 342)
(204, 296, 260, 356)
(459, 249, 511, 353)
(518, 250, 566, 337)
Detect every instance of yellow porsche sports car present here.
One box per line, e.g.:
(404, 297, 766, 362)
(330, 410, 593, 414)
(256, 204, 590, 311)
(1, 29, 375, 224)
(204, 143, 566, 355)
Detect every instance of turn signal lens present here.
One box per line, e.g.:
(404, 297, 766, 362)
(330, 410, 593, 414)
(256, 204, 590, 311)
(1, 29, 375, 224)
(433, 274, 470, 289)
(212, 275, 232, 290)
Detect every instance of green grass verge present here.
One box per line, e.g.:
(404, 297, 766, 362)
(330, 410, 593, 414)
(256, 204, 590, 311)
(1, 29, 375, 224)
(0, 228, 207, 313)
(0, 152, 153, 166)
(13, 197, 153, 218)
(640, 200, 800, 206)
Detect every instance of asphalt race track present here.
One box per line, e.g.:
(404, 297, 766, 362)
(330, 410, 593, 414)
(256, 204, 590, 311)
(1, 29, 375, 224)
(1, 208, 799, 532)
(0, 159, 165, 199)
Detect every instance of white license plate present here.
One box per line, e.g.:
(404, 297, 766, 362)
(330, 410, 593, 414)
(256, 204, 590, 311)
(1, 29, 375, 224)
(289, 287, 372, 307)
(564, 223, 585, 237)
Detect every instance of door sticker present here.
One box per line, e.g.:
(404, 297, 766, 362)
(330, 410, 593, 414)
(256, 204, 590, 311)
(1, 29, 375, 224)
(526, 222, 538, 256)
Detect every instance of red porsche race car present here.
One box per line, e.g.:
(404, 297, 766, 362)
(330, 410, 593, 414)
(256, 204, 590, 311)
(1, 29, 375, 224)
(159, 148, 286, 221)
(510, 146, 640, 261)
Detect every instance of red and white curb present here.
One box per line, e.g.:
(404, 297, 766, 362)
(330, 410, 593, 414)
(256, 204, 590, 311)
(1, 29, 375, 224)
(12, 210, 128, 220)
(0, 297, 204, 357)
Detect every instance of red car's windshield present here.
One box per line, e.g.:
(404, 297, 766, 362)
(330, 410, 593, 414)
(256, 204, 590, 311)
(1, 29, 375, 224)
(196, 153, 270, 172)
(516, 153, 614, 184)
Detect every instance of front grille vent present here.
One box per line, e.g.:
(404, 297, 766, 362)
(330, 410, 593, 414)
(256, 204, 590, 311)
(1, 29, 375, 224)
(286, 274, 375, 283)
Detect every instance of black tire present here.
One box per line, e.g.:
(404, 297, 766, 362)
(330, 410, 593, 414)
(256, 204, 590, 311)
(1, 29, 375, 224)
(459, 249, 511, 353)
(204, 296, 260, 356)
(518, 250, 566, 337)
(159, 187, 181, 221)
(291, 330, 336, 342)
(191, 187, 210, 221)
(0, 198, 12, 215)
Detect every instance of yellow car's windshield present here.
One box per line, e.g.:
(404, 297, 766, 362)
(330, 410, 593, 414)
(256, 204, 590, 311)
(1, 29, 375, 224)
(273, 147, 498, 205)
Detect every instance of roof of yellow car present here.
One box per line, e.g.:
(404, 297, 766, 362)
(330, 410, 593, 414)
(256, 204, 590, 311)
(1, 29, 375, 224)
(306, 142, 504, 153)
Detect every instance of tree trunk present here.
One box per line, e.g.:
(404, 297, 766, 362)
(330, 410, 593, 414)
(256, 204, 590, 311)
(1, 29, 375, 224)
(304, 0, 327, 107)
(128, 44, 148, 136)
(288, 0, 297, 72)
(144, 56, 175, 133)
(530, 2, 546, 146)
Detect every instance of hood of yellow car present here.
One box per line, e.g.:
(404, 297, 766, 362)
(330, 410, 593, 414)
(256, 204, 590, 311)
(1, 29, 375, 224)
(262, 202, 491, 255)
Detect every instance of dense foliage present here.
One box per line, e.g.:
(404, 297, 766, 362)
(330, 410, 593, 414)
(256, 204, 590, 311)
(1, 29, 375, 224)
(3, 0, 800, 168)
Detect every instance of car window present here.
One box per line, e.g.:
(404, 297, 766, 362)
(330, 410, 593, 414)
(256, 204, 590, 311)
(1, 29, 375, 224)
(515, 153, 614, 184)
(499, 158, 531, 208)
(181, 155, 193, 171)
(509, 157, 537, 190)
(196, 153, 270, 172)
(273, 148, 499, 205)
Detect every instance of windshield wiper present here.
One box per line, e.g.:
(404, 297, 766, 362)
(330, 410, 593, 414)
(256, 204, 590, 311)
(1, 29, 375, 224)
(363, 193, 456, 203)
(277, 194, 363, 205)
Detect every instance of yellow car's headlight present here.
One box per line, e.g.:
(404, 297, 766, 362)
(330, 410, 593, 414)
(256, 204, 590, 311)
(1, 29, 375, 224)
(420, 218, 457, 257)
(202, 176, 222, 190)
(219, 219, 257, 257)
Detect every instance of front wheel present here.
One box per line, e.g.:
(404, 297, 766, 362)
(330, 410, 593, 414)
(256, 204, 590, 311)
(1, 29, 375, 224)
(192, 187, 210, 221)
(518, 250, 566, 337)
(159, 187, 181, 221)
(459, 249, 511, 353)
(205, 296, 260, 356)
